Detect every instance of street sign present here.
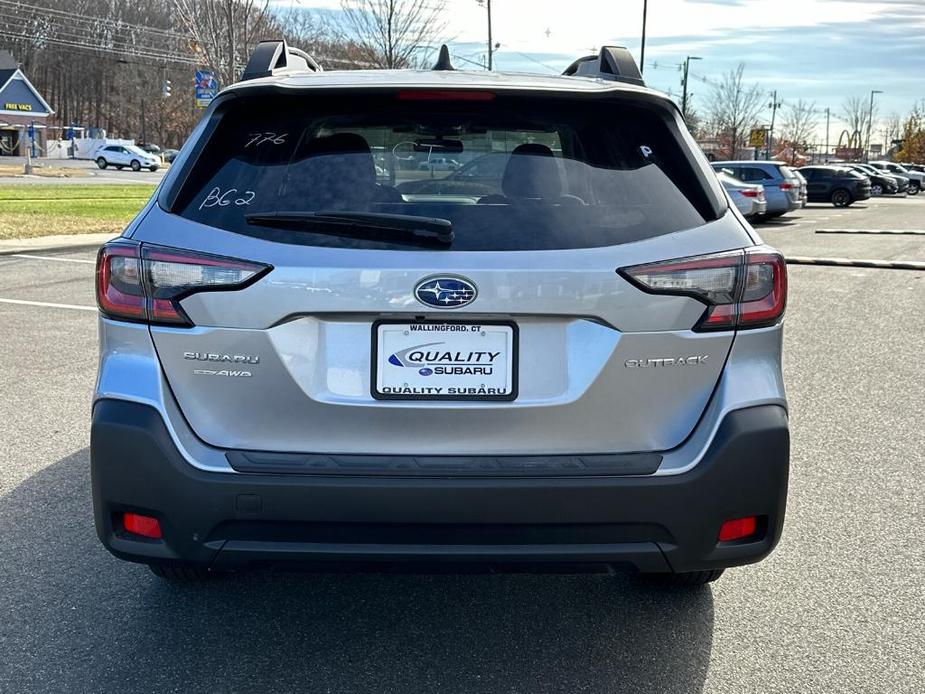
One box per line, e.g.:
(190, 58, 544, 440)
(834, 147, 863, 160)
(195, 70, 218, 109)
(748, 128, 766, 148)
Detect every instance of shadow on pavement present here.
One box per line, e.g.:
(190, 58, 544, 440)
(0, 449, 715, 693)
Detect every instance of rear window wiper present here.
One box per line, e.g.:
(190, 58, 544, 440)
(245, 211, 453, 247)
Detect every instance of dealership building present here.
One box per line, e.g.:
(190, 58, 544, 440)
(0, 50, 54, 156)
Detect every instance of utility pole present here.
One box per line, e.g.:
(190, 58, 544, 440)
(639, 0, 648, 74)
(140, 97, 146, 145)
(767, 90, 781, 160)
(680, 56, 702, 119)
(487, 0, 493, 71)
(865, 90, 882, 163)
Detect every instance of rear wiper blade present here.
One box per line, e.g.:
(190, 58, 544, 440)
(245, 211, 453, 247)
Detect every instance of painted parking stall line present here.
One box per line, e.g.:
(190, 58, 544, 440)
(7, 253, 96, 264)
(785, 256, 925, 271)
(815, 229, 925, 236)
(0, 297, 97, 311)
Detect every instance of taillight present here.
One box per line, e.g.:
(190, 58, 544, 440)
(779, 182, 794, 191)
(619, 248, 787, 331)
(96, 242, 270, 326)
(740, 190, 759, 198)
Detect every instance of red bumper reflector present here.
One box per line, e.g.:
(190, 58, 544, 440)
(123, 513, 162, 539)
(718, 516, 758, 542)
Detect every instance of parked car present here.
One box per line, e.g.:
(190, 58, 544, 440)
(791, 168, 808, 207)
(91, 41, 790, 587)
(850, 162, 908, 193)
(840, 163, 898, 196)
(711, 160, 802, 218)
(94, 144, 160, 172)
(869, 161, 922, 194)
(798, 165, 871, 206)
(162, 148, 180, 163)
(716, 170, 767, 219)
(418, 156, 460, 171)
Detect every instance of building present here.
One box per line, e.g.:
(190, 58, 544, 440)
(0, 50, 54, 156)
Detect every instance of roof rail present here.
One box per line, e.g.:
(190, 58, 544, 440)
(241, 39, 322, 81)
(562, 46, 643, 86)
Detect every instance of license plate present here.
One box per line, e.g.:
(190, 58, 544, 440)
(372, 320, 517, 401)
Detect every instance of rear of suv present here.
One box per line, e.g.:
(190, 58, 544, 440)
(92, 42, 789, 586)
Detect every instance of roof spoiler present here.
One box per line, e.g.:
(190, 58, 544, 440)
(562, 46, 644, 86)
(241, 39, 322, 81)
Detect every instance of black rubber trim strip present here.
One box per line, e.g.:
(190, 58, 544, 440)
(225, 449, 663, 477)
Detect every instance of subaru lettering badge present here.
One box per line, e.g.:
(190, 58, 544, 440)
(414, 276, 477, 309)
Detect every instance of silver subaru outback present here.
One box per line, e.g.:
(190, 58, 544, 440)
(91, 42, 789, 586)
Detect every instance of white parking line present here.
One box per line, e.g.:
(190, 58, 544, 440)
(7, 253, 96, 264)
(0, 298, 97, 312)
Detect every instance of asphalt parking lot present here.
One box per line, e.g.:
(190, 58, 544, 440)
(0, 197, 923, 693)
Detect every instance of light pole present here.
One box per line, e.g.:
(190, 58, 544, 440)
(680, 56, 701, 119)
(640, 0, 648, 74)
(824, 107, 830, 163)
(865, 90, 882, 163)
(766, 90, 781, 160)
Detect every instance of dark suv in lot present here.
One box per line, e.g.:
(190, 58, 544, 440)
(798, 166, 871, 207)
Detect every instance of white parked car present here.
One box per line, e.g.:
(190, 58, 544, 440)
(94, 144, 160, 172)
(717, 171, 767, 219)
(418, 156, 460, 171)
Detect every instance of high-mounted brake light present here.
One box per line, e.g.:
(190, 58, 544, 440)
(619, 248, 787, 331)
(96, 242, 270, 327)
(396, 90, 495, 102)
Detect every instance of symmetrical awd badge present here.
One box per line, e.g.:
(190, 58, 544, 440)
(414, 276, 477, 309)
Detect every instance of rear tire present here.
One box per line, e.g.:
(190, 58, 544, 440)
(147, 563, 213, 581)
(641, 569, 725, 587)
(831, 189, 852, 207)
(908, 183, 920, 196)
(96, 157, 107, 169)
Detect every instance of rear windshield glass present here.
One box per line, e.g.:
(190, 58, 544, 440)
(172, 92, 719, 251)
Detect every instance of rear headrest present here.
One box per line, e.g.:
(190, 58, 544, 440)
(501, 143, 563, 199)
(289, 133, 376, 208)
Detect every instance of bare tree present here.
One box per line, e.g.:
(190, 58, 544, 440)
(780, 99, 817, 148)
(333, 0, 447, 69)
(172, 0, 272, 85)
(879, 112, 902, 151)
(841, 95, 875, 144)
(706, 63, 764, 159)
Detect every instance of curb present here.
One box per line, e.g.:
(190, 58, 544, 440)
(816, 228, 925, 236)
(786, 256, 925, 271)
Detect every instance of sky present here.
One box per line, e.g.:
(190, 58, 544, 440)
(282, 0, 925, 144)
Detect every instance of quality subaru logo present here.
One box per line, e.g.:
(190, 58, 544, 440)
(414, 276, 477, 309)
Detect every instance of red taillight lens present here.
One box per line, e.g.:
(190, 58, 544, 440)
(123, 512, 162, 539)
(718, 516, 758, 542)
(96, 243, 145, 321)
(619, 248, 787, 331)
(779, 182, 794, 191)
(740, 190, 759, 198)
(396, 90, 495, 101)
(96, 242, 270, 326)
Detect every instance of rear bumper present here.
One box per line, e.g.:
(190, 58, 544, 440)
(91, 399, 789, 574)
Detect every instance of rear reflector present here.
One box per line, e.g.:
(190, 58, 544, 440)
(396, 90, 495, 101)
(96, 242, 270, 326)
(123, 513, 162, 539)
(619, 247, 787, 331)
(718, 516, 758, 542)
